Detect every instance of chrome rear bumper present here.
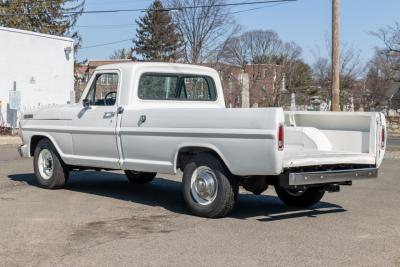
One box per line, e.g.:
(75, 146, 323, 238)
(280, 168, 378, 188)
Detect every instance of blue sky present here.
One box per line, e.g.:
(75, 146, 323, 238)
(76, 0, 400, 65)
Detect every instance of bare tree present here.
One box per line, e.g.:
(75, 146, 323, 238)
(312, 56, 330, 99)
(314, 22, 400, 111)
(222, 30, 312, 107)
(361, 22, 400, 111)
(249, 31, 284, 64)
(372, 22, 400, 53)
(311, 41, 363, 109)
(222, 30, 283, 65)
(371, 22, 400, 82)
(168, 0, 236, 63)
(362, 51, 395, 110)
(340, 44, 363, 91)
(109, 48, 132, 60)
(280, 41, 311, 90)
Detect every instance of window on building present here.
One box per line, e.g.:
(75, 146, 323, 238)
(138, 74, 217, 101)
(262, 68, 268, 79)
(100, 73, 118, 85)
(262, 85, 268, 91)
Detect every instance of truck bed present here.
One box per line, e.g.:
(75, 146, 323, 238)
(283, 111, 386, 169)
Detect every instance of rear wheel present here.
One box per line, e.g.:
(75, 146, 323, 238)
(274, 186, 325, 207)
(124, 170, 156, 184)
(182, 153, 238, 218)
(33, 139, 69, 189)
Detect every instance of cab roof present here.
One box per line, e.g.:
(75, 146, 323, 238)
(95, 62, 218, 75)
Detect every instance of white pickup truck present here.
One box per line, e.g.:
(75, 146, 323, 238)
(19, 62, 386, 218)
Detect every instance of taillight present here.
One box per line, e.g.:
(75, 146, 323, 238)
(381, 127, 385, 149)
(278, 124, 284, 151)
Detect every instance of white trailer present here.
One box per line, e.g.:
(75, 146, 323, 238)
(0, 27, 74, 127)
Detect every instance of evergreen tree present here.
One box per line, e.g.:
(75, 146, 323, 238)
(0, 0, 84, 49)
(133, 0, 181, 62)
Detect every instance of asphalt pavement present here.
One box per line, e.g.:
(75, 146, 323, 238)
(388, 135, 400, 151)
(0, 141, 400, 267)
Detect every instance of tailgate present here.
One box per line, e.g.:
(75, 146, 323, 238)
(283, 111, 386, 169)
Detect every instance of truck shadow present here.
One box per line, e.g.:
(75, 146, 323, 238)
(9, 171, 346, 221)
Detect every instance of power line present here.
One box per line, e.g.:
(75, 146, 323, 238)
(77, 23, 134, 29)
(79, 1, 293, 48)
(85, 0, 154, 4)
(0, 0, 296, 16)
(15, 0, 152, 4)
(76, 1, 290, 29)
(1, 1, 292, 30)
(80, 38, 133, 49)
(225, 2, 287, 15)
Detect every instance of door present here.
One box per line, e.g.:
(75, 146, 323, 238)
(120, 73, 219, 173)
(71, 71, 121, 169)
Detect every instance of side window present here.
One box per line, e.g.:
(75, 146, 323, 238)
(85, 73, 119, 106)
(138, 74, 217, 101)
(181, 77, 216, 100)
(138, 75, 178, 100)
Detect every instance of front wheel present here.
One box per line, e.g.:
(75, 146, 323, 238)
(124, 170, 156, 184)
(182, 153, 238, 218)
(33, 139, 69, 189)
(274, 186, 325, 207)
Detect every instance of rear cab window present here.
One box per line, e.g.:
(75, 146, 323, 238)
(138, 73, 217, 101)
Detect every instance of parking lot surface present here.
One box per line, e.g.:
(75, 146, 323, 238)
(0, 141, 400, 267)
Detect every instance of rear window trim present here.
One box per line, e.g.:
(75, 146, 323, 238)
(137, 72, 218, 102)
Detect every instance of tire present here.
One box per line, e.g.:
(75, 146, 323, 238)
(33, 139, 69, 189)
(274, 186, 325, 207)
(124, 170, 156, 184)
(182, 153, 238, 218)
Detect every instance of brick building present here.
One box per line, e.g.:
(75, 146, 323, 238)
(208, 63, 285, 107)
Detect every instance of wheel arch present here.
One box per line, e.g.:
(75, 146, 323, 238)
(29, 133, 63, 157)
(174, 144, 233, 174)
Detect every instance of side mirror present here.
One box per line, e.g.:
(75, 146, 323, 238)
(82, 99, 90, 108)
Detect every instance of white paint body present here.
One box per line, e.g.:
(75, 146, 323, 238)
(18, 63, 386, 177)
(0, 27, 74, 126)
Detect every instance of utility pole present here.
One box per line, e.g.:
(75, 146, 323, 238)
(331, 0, 340, 111)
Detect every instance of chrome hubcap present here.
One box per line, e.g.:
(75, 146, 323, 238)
(38, 149, 53, 180)
(190, 166, 218, 205)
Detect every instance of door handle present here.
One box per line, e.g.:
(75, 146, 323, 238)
(117, 106, 124, 114)
(103, 111, 115, 119)
(138, 115, 146, 126)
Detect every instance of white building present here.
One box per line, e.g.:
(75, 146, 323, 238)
(0, 27, 74, 126)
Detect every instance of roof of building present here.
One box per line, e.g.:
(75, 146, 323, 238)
(87, 59, 132, 66)
(0, 26, 73, 42)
